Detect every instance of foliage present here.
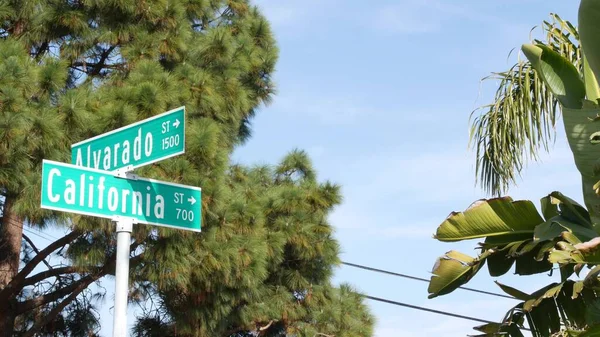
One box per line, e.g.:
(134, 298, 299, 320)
(429, 194, 600, 336)
(431, 2, 600, 336)
(470, 14, 580, 195)
(129, 151, 374, 336)
(0, 0, 374, 336)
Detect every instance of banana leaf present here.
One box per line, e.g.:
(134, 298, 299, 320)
(428, 250, 489, 299)
(435, 197, 544, 242)
(521, 43, 585, 109)
(579, 0, 600, 96)
(470, 322, 526, 337)
(561, 107, 600, 228)
(534, 216, 597, 242)
(486, 281, 592, 337)
(545, 192, 592, 228)
(583, 51, 600, 102)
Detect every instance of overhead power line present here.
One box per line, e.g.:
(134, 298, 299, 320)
(7, 218, 529, 331)
(365, 294, 492, 324)
(22, 227, 58, 243)
(341, 261, 515, 300)
(364, 294, 530, 331)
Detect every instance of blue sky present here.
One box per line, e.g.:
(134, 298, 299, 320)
(29, 1, 584, 336)
(232, 0, 579, 336)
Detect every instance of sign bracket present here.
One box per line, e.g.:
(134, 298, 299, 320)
(113, 165, 138, 180)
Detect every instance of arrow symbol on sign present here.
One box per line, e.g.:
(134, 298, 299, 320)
(188, 196, 196, 205)
(173, 119, 181, 128)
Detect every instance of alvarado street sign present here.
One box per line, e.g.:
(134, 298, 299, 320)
(41, 160, 201, 231)
(71, 106, 185, 171)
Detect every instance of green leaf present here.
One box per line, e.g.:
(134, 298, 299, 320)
(435, 197, 544, 242)
(586, 300, 600, 327)
(584, 265, 600, 288)
(428, 250, 488, 299)
(579, 0, 600, 98)
(494, 281, 532, 301)
(524, 283, 564, 312)
(584, 51, 600, 102)
(561, 108, 600, 229)
(472, 322, 525, 337)
(521, 43, 585, 109)
(500, 324, 525, 337)
(541, 195, 560, 221)
(549, 248, 584, 264)
(581, 325, 600, 337)
(487, 250, 515, 277)
(573, 281, 585, 299)
(533, 216, 597, 242)
(473, 322, 504, 333)
(536, 241, 557, 261)
(548, 192, 592, 228)
(482, 232, 536, 249)
(563, 232, 584, 245)
(514, 244, 553, 276)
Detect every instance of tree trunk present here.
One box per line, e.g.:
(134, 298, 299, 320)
(0, 197, 23, 336)
(0, 299, 17, 337)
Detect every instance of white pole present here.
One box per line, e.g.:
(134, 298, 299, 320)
(112, 217, 133, 337)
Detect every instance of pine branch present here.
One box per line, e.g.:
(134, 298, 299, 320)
(20, 274, 96, 337)
(22, 266, 81, 287)
(32, 41, 49, 60)
(16, 249, 144, 314)
(71, 61, 125, 71)
(89, 45, 117, 76)
(21, 233, 53, 270)
(259, 320, 274, 331)
(16, 273, 99, 314)
(0, 230, 82, 302)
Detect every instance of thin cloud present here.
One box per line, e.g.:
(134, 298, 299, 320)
(252, 0, 338, 30)
(372, 0, 511, 35)
(272, 94, 381, 125)
(330, 203, 439, 240)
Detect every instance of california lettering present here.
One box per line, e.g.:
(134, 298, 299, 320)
(46, 168, 165, 218)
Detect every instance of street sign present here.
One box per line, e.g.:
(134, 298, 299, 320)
(41, 160, 201, 232)
(71, 106, 185, 172)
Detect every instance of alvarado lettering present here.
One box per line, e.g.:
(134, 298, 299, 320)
(74, 127, 153, 171)
(71, 107, 185, 171)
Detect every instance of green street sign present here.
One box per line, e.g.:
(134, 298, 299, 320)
(71, 106, 185, 171)
(41, 160, 201, 232)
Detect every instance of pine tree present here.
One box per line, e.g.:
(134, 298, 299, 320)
(0, 1, 374, 336)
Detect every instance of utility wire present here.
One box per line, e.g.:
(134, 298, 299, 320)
(364, 294, 530, 331)
(342, 261, 515, 300)
(4, 219, 65, 243)
(365, 294, 493, 324)
(8, 220, 530, 331)
(15, 224, 515, 302)
(23, 227, 56, 243)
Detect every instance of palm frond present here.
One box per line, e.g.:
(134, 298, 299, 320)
(471, 14, 581, 195)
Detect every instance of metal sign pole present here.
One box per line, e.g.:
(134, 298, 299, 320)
(112, 216, 134, 337)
